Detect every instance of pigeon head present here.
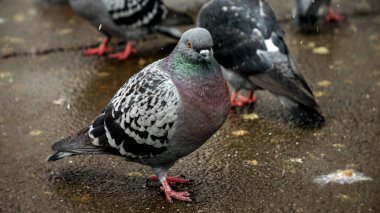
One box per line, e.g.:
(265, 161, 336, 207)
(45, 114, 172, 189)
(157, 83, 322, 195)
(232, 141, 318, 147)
(177, 28, 214, 64)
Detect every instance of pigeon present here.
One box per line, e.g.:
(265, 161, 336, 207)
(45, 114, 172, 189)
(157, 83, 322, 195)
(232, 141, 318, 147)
(198, 0, 325, 127)
(294, 0, 344, 32)
(68, 0, 194, 59)
(47, 28, 231, 202)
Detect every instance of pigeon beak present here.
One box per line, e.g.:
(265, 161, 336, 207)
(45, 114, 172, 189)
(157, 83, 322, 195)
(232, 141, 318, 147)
(200, 49, 211, 63)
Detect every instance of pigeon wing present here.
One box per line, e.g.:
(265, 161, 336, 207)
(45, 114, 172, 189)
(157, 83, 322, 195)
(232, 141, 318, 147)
(102, 0, 168, 27)
(89, 60, 180, 158)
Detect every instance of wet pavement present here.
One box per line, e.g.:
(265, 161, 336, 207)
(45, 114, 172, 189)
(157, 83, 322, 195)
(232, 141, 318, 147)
(1, 0, 380, 212)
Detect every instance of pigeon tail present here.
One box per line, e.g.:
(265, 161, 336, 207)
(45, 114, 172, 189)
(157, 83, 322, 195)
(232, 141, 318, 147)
(154, 9, 193, 39)
(154, 26, 183, 40)
(280, 97, 325, 128)
(46, 127, 108, 162)
(46, 151, 78, 162)
(295, 15, 319, 33)
(162, 8, 194, 27)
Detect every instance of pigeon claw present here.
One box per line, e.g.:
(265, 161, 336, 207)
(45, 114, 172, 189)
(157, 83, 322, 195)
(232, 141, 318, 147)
(84, 38, 112, 56)
(325, 7, 344, 22)
(160, 178, 192, 202)
(236, 95, 257, 105)
(166, 190, 192, 203)
(108, 42, 137, 60)
(231, 90, 243, 107)
(83, 47, 113, 56)
(231, 99, 245, 107)
(160, 186, 192, 203)
(231, 90, 257, 107)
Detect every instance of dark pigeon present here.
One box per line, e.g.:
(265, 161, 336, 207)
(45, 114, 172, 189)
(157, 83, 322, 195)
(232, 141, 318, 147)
(294, 0, 344, 32)
(198, 0, 325, 127)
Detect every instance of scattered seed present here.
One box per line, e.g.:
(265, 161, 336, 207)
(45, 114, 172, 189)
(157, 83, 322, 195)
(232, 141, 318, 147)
(96, 72, 110, 78)
(13, 14, 25, 22)
(56, 28, 73, 36)
(0, 72, 12, 79)
(314, 169, 372, 185)
(127, 172, 143, 177)
(29, 130, 44, 136)
(289, 158, 303, 163)
(53, 97, 66, 105)
(317, 80, 332, 87)
(231, 130, 249, 136)
(244, 159, 258, 166)
(241, 113, 259, 121)
(313, 46, 329, 55)
(314, 91, 327, 97)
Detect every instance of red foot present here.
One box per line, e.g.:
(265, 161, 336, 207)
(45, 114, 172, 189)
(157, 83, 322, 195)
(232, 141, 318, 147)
(231, 99, 244, 107)
(231, 90, 243, 107)
(84, 38, 112, 56)
(161, 179, 191, 202)
(149, 175, 190, 185)
(325, 7, 344, 22)
(231, 90, 257, 107)
(108, 42, 137, 60)
(237, 91, 257, 104)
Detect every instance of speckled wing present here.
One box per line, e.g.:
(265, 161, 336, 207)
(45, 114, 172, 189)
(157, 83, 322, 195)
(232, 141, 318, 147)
(101, 0, 168, 28)
(88, 60, 179, 158)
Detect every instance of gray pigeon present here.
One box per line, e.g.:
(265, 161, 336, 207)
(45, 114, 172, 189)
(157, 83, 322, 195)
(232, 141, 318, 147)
(68, 0, 193, 59)
(47, 28, 230, 202)
(198, 0, 325, 127)
(294, 0, 344, 32)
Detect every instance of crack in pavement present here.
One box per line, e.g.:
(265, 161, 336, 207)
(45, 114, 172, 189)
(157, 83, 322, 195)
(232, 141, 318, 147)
(1, 44, 98, 59)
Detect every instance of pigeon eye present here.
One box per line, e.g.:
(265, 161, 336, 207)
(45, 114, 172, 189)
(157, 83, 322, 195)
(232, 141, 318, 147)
(186, 41, 192, 48)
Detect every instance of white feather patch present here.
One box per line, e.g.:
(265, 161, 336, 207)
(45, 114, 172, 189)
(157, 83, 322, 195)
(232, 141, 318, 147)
(264, 38, 279, 52)
(104, 123, 117, 147)
(92, 138, 100, 146)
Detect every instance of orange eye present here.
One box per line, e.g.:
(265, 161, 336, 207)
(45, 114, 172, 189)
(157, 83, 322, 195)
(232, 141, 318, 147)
(186, 41, 192, 48)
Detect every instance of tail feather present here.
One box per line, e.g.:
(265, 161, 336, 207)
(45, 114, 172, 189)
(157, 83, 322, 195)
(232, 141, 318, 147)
(290, 103, 325, 128)
(46, 127, 109, 162)
(161, 9, 194, 27)
(279, 96, 325, 128)
(154, 9, 193, 39)
(154, 26, 183, 39)
(46, 151, 77, 162)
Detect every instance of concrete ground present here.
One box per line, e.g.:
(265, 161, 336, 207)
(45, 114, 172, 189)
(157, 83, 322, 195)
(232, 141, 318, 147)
(1, 0, 380, 212)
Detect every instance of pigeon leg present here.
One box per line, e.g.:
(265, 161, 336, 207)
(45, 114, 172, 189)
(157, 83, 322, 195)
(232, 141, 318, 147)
(83, 38, 112, 56)
(149, 175, 190, 185)
(231, 90, 244, 107)
(248, 91, 257, 103)
(236, 90, 257, 105)
(159, 177, 191, 203)
(325, 6, 344, 22)
(149, 175, 189, 185)
(108, 41, 137, 60)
